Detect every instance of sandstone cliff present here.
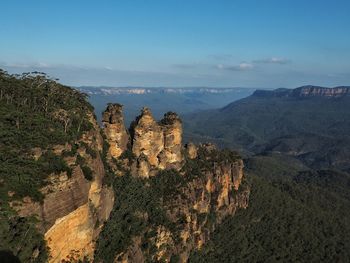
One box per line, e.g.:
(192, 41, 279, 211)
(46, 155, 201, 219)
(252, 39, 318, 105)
(11, 113, 114, 262)
(295, 86, 350, 97)
(253, 86, 350, 98)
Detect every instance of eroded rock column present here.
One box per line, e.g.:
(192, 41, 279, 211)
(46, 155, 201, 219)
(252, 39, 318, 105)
(131, 107, 164, 167)
(102, 103, 129, 159)
(159, 112, 183, 169)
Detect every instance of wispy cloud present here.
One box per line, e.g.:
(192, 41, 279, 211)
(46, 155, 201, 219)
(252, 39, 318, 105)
(0, 61, 52, 69)
(216, 62, 254, 71)
(253, 57, 291, 64)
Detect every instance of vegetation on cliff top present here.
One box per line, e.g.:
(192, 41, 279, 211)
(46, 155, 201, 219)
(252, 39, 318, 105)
(0, 69, 93, 201)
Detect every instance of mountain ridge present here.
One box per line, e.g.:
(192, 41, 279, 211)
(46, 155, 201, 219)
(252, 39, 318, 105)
(251, 85, 350, 98)
(184, 85, 350, 170)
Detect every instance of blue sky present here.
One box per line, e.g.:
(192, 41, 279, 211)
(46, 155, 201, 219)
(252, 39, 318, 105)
(1, 0, 350, 87)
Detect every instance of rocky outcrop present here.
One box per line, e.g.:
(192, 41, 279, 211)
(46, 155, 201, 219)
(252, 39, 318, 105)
(185, 143, 198, 159)
(12, 167, 90, 233)
(295, 86, 350, 97)
(102, 103, 129, 159)
(104, 106, 184, 178)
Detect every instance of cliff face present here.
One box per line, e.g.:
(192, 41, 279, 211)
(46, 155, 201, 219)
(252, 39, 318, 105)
(253, 86, 350, 98)
(11, 114, 114, 262)
(295, 86, 350, 97)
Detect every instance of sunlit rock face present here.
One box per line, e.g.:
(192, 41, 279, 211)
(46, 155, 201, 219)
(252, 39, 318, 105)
(102, 106, 184, 177)
(296, 86, 350, 97)
(185, 142, 198, 159)
(131, 107, 165, 167)
(102, 103, 129, 159)
(158, 112, 183, 170)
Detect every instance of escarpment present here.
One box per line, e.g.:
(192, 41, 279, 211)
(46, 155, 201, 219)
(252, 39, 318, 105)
(253, 86, 350, 98)
(95, 105, 250, 263)
(10, 114, 114, 262)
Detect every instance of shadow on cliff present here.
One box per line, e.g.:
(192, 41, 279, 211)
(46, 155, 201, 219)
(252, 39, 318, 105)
(0, 250, 21, 263)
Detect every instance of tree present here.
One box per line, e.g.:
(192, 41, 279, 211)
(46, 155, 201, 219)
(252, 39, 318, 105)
(53, 109, 71, 133)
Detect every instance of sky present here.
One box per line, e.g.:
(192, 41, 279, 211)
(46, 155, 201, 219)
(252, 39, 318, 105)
(1, 0, 350, 88)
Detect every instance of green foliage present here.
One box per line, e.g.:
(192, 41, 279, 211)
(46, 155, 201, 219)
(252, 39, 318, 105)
(80, 142, 97, 158)
(0, 207, 48, 262)
(40, 151, 72, 177)
(75, 152, 94, 181)
(149, 169, 186, 201)
(0, 150, 72, 203)
(81, 165, 94, 181)
(94, 174, 172, 262)
(0, 70, 93, 201)
(119, 148, 136, 162)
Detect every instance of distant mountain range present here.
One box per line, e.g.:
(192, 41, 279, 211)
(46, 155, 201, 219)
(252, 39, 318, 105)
(80, 86, 257, 124)
(183, 86, 350, 170)
(79, 86, 253, 95)
(253, 85, 350, 98)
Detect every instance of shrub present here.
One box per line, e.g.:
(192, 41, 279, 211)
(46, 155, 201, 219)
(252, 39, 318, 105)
(81, 165, 93, 181)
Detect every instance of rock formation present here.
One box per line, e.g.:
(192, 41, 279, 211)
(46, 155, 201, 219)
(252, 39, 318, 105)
(185, 142, 198, 159)
(131, 107, 165, 167)
(103, 106, 184, 177)
(102, 103, 129, 159)
(295, 86, 350, 97)
(158, 112, 183, 170)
